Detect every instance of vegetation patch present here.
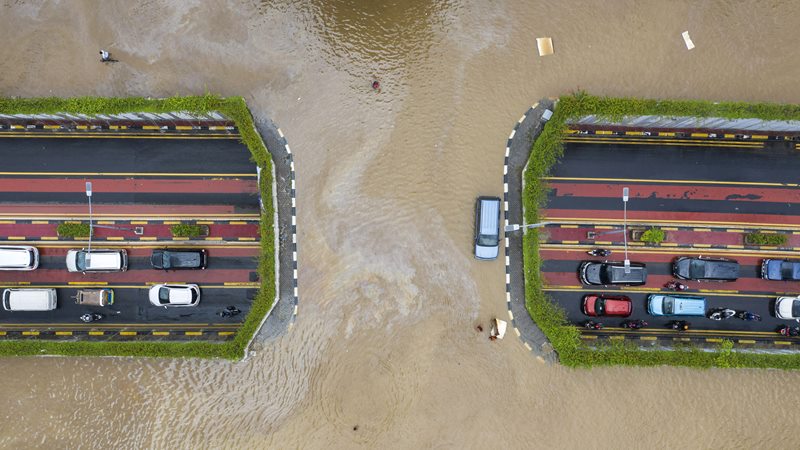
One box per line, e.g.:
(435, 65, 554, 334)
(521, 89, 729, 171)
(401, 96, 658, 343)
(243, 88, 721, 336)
(744, 232, 787, 246)
(170, 223, 209, 238)
(57, 222, 90, 238)
(638, 227, 666, 245)
(0, 95, 275, 360)
(523, 92, 800, 369)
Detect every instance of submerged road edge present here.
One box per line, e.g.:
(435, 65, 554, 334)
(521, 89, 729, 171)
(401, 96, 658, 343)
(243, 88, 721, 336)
(504, 99, 557, 363)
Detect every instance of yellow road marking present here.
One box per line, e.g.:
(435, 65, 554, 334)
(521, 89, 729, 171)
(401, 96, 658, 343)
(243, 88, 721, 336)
(706, 338, 723, 343)
(640, 336, 657, 341)
(120, 331, 137, 336)
(0, 284, 254, 289)
(609, 335, 625, 340)
(185, 331, 203, 336)
(581, 335, 598, 340)
(68, 281, 108, 285)
(659, 132, 676, 137)
(31, 220, 49, 224)
(560, 224, 579, 228)
(152, 331, 170, 336)
(163, 221, 181, 225)
(595, 130, 613, 135)
(0, 171, 256, 177)
(693, 228, 712, 232)
(175, 126, 193, 130)
(55, 331, 72, 336)
(196, 221, 214, 225)
(237, 237, 256, 241)
(562, 138, 762, 148)
(229, 221, 248, 225)
(543, 216, 800, 231)
(106, 237, 124, 241)
(774, 341, 792, 345)
(694, 244, 711, 248)
(7, 236, 25, 240)
(545, 176, 796, 188)
(0, 133, 239, 140)
(690, 133, 708, 138)
(139, 237, 157, 241)
(89, 331, 104, 336)
(738, 339, 756, 344)
(41, 236, 59, 240)
(22, 331, 40, 336)
(561, 240, 579, 244)
(541, 243, 800, 260)
(218, 331, 235, 336)
(562, 136, 763, 146)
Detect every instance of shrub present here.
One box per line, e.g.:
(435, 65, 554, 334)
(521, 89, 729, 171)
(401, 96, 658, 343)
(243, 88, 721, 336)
(57, 222, 90, 238)
(745, 232, 787, 246)
(639, 227, 665, 244)
(170, 224, 208, 238)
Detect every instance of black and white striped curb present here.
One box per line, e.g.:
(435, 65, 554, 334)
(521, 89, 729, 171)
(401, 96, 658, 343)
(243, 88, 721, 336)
(277, 128, 300, 328)
(503, 104, 538, 351)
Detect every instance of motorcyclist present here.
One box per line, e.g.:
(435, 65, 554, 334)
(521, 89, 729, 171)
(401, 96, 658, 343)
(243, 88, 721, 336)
(588, 249, 611, 257)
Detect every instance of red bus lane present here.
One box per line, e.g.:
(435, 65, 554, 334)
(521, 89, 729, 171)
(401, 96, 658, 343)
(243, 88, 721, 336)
(0, 177, 258, 194)
(548, 181, 800, 203)
(542, 208, 800, 227)
(0, 203, 243, 216)
(540, 226, 751, 246)
(0, 222, 259, 239)
(32, 246, 260, 258)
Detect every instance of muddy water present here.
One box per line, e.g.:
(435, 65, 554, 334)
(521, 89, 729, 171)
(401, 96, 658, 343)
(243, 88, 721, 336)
(1, 0, 800, 448)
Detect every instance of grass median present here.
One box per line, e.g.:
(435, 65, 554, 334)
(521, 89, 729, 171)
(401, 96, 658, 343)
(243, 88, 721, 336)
(0, 94, 275, 359)
(523, 92, 800, 369)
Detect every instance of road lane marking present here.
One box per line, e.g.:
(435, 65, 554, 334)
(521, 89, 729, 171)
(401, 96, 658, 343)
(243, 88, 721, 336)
(544, 176, 798, 188)
(120, 331, 137, 336)
(152, 331, 170, 336)
(68, 281, 108, 285)
(540, 243, 800, 259)
(0, 171, 256, 177)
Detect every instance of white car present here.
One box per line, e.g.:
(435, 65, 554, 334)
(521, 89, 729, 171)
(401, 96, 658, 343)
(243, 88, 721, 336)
(0, 245, 39, 270)
(775, 296, 800, 320)
(149, 284, 201, 307)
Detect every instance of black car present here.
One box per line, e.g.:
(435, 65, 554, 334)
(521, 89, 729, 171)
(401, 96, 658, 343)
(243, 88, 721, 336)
(673, 256, 738, 282)
(151, 249, 207, 270)
(761, 259, 800, 281)
(578, 261, 647, 286)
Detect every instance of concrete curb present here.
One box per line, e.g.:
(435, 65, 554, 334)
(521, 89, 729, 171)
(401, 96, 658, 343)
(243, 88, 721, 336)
(503, 99, 558, 364)
(249, 117, 300, 345)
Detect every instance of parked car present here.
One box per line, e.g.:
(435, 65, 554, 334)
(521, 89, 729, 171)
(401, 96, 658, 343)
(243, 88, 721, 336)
(582, 294, 632, 317)
(647, 294, 706, 316)
(579, 261, 647, 286)
(148, 284, 201, 307)
(775, 296, 800, 320)
(66, 249, 128, 273)
(0, 245, 39, 270)
(761, 259, 800, 281)
(474, 196, 501, 260)
(151, 249, 207, 270)
(2, 288, 57, 311)
(673, 256, 739, 282)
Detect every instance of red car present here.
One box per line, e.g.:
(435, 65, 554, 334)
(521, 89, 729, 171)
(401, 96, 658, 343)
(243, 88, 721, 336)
(582, 294, 632, 317)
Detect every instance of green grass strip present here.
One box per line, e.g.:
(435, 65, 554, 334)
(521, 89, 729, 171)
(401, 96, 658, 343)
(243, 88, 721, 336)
(523, 92, 800, 369)
(0, 94, 275, 359)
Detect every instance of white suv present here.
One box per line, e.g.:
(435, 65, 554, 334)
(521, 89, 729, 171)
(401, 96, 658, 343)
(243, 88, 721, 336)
(0, 246, 39, 271)
(66, 249, 128, 273)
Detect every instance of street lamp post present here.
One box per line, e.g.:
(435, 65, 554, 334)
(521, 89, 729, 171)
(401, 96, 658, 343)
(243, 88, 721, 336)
(85, 182, 93, 254)
(504, 222, 550, 233)
(622, 187, 629, 273)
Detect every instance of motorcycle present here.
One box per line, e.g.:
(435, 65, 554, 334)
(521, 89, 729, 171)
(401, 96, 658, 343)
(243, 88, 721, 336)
(708, 308, 736, 321)
(622, 319, 648, 330)
(664, 280, 688, 291)
(735, 311, 762, 321)
(587, 249, 611, 257)
(670, 320, 690, 331)
(584, 320, 604, 330)
(779, 326, 800, 337)
(79, 312, 104, 323)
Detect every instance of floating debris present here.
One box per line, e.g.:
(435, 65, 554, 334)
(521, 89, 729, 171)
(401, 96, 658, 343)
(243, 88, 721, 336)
(536, 37, 554, 56)
(682, 31, 695, 50)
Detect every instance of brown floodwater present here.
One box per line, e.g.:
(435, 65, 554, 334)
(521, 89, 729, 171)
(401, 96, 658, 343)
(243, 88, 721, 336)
(2, 0, 800, 448)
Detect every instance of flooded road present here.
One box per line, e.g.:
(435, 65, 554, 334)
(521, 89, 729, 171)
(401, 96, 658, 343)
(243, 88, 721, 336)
(2, 0, 800, 447)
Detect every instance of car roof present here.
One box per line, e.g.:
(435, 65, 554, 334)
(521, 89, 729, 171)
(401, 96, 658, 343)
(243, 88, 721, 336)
(478, 198, 500, 236)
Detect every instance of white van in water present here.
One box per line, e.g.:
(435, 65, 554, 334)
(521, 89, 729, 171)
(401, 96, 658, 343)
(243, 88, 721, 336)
(0, 245, 39, 270)
(66, 249, 128, 273)
(474, 196, 501, 260)
(2, 288, 57, 311)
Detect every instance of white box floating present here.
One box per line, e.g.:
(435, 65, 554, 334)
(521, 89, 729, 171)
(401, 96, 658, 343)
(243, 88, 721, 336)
(682, 31, 695, 50)
(536, 37, 554, 56)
